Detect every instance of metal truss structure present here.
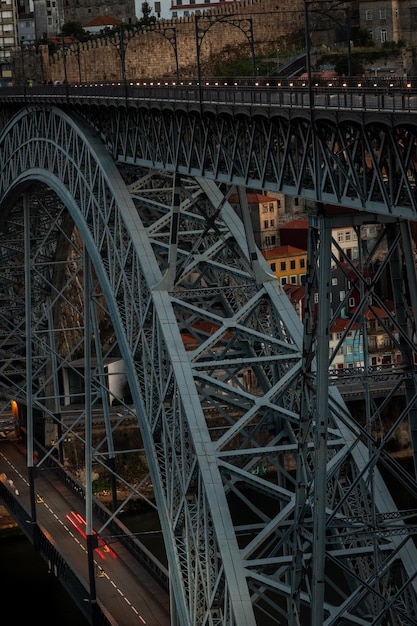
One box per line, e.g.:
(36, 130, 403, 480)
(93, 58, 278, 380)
(0, 104, 417, 625)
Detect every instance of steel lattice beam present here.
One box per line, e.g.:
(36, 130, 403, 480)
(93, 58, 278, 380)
(0, 106, 416, 625)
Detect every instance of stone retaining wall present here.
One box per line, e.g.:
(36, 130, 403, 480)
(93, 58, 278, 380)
(46, 0, 304, 82)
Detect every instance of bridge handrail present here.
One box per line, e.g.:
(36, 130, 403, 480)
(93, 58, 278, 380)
(29, 439, 170, 592)
(0, 478, 114, 625)
(1, 79, 417, 113)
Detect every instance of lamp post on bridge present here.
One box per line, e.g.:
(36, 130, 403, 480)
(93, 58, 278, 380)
(67, 35, 82, 83)
(19, 38, 44, 87)
(304, 0, 354, 87)
(194, 14, 256, 90)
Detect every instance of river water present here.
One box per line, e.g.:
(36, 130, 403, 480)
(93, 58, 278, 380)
(0, 508, 164, 625)
(0, 533, 90, 625)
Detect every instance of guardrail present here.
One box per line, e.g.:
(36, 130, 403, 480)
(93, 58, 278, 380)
(1, 80, 417, 114)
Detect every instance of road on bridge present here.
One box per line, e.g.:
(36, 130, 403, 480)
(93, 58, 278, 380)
(0, 435, 170, 626)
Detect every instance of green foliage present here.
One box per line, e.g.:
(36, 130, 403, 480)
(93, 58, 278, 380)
(355, 27, 374, 48)
(137, 1, 157, 26)
(62, 21, 86, 40)
(212, 57, 253, 77)
(334, 55, 365, 76)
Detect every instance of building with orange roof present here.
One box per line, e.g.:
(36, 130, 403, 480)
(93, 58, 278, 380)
(83, 15, 123, 34)
(262, 245, 307, 287)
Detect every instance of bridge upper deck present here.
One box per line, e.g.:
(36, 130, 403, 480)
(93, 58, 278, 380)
(0, 79, 416, 218)
(0, 79, 416, 120)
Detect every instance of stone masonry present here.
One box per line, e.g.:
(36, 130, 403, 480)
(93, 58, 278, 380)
(45, 0, 305, 83)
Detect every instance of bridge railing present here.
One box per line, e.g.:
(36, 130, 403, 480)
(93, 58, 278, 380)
(0, 478, 114, 625)
(30, 439, 170, 593)
(1, 80, 417, 113)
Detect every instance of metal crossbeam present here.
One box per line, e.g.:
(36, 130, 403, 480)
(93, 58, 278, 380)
(0, 103, 416, 625)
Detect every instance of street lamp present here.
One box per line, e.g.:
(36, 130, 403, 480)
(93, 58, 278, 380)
(69, 36, 82, 83)
(103, 26, 135, 100)
(304, 0, 354, 83)
(19, 38, 44, 86)
(60, 33, 69, 99)
(195, 14, 256, 88)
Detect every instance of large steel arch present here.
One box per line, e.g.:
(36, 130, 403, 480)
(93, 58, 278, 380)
(0, 106, 417, 626)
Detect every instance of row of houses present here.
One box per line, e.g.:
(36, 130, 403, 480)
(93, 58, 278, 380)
(233, 191, 404, 373)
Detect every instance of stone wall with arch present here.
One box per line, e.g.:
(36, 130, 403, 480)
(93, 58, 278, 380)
(45, 0, 304, 83)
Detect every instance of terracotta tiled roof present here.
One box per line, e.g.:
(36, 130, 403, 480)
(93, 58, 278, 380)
(283, 284, 305, 300)
(330, 318, 359, 332)
(279, 219, 309, 230)
(83, 15, 122, 27)
(228, 193, 277, 204)
(261, 245, 306, 258)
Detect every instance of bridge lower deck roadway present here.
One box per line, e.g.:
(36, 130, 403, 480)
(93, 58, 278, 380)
(0, 436, 170, 626)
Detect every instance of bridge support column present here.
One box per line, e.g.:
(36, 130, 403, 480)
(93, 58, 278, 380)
(86, 533, 99, 624)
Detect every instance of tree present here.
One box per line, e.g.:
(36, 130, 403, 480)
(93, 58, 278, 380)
(62, 21, 86, 41)
(355, 27, 374, 48)
(138, 2, 157, 26)
(334, 55, 365, 76)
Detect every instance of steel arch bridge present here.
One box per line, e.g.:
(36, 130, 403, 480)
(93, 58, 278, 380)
(1, 97, 417, 626)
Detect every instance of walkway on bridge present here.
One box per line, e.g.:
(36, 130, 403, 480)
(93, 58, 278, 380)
(0, 435, 170, 626)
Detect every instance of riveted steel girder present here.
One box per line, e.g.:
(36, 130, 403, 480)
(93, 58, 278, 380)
(71, 104, 417, 219)
(0, 106, 417, 626)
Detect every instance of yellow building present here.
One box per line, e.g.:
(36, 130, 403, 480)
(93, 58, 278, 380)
(261, 245, 307, 286)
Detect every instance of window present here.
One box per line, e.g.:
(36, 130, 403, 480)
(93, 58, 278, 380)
(154, 1, 161, 13)
(269, 203, 274, 212)
(290, 260, 296, 270)
(281, 277, 287, 286)
(365, 9, 373, 20)
(300, 274, 306, 285)
(290, 275, 297, 284)
(339, 290, 345, 301)
(332, 277, 338, 285)
(369, 29, 374, 40)
(380, 29, 387, 42)
(270, 219, 275, 227)
(270, 263, 276, 272)
(277, 199, 281, 208)
(262, 204, 268, 213)
(300, 258, 305, 269)
(347, 345, 353, 354)
(349, 297, 355, 307)
(264, 236, 270, 247)
(379, 8, 386, 19)
(271, 236, 276, 246)
(263, 220, 268, 229)
(280, 261, 286, 271)
(314, 292, 319, 304)
(345, 231, 351, 241)
(337, 231, 344, 242)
